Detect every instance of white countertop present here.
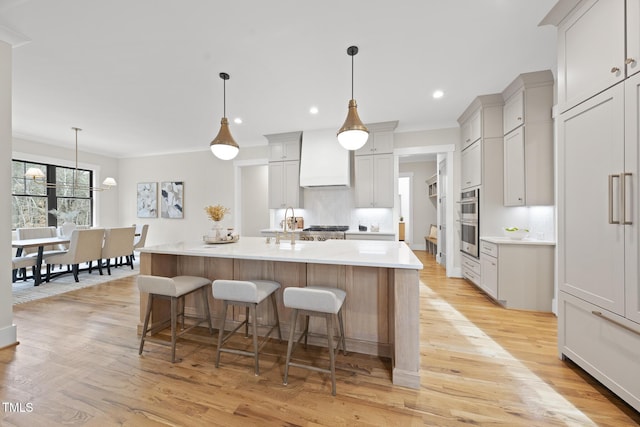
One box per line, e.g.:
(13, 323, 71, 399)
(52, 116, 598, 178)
(481, 236, 556, 246)
(140, 236, 423, 269)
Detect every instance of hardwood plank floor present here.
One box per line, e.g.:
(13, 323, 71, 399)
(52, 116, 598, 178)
(1, 251, 638, 426)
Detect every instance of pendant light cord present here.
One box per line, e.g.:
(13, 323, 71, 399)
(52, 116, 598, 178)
(223, 78, 226, 118)
(351, 53, 354, 99)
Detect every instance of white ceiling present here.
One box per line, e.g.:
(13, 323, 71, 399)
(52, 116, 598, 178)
(1, 0, 558, 158)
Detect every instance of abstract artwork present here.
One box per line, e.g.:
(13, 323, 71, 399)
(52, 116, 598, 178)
(137, 182, 158, 218)
(161, 181, 184, 219)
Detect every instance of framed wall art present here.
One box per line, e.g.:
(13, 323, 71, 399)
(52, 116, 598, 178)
(136, 182, 158, 218)
(160, 181, 184, 219)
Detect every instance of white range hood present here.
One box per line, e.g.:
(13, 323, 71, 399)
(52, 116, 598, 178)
(299, 129, 351, 187)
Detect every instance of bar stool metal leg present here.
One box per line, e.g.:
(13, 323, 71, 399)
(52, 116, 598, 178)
(216, 301, 229, 368)
(326, 313, 336, 396)
(283, 308, 299, 386)
(139, 293, 154, 355)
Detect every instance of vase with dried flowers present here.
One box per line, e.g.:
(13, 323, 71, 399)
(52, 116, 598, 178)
(204, 204, 230, 240)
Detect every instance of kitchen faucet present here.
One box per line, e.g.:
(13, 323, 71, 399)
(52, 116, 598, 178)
(283, 206, 296, 245)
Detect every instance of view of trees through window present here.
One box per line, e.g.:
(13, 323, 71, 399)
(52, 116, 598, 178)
(12, 159, 94, 229)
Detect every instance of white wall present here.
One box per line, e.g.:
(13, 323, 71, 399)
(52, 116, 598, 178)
(1, 41, 16, 348)
(118, 150, 237, 246)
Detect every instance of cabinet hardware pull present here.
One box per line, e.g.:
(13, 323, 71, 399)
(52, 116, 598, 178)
(626, 58, 636, 65)
(621, 172, 632, 225)
(517, 117, 522, 121)
(609, 174, 620, 224)
(592, 311, 640, 336)
(611, 66, 620, 73)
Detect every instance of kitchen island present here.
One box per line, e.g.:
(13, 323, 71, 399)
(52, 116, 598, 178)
(139, 236, 423, 389)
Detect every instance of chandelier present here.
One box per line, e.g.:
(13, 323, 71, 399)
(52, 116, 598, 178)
(24, 127, 117, 191)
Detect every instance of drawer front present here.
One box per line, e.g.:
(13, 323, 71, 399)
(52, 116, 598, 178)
(462, 268, 480, 286)
(560, 292, 640, 412)
(461, 254, 481, 280)
(480, 240, 498, 257)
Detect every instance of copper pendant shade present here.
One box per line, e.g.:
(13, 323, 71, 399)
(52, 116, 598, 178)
(337, 46, 369, 150)
(210, 72, 239, 160)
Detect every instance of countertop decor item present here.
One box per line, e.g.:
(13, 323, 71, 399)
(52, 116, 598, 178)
(205, 204, 231, 240)
(503, 226, 529, 240)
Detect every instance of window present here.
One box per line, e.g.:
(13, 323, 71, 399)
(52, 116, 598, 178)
(12, 159, 94, 229)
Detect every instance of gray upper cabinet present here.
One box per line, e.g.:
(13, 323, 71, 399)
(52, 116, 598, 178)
(265, 131, 303, 209)
(501, 70, 554, 206)
(354, 121, 397, 156)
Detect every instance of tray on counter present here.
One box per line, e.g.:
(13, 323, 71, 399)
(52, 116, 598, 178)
(203, 235, 239, 244)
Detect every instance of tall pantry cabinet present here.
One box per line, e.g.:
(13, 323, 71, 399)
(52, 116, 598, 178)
(546, 0, 640, 412)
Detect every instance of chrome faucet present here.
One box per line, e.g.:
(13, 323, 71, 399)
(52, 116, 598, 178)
(283, 206, 296, 245)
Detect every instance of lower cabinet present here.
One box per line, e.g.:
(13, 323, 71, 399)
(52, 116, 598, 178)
(559, 292, 640, 411)
(461, 252, 480, 286)
(478, 239, 555, 311)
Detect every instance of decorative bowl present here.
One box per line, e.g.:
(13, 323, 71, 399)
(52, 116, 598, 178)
(503, 227, 529, 240)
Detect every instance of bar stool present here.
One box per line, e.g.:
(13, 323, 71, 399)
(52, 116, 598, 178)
(282, 286, 347, 396)
(138, 275, 213, 363)
(212, 279, 282, 375)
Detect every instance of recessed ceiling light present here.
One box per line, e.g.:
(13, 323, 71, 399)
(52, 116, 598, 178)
(309, 106, 319, 115)
(234, 118, 242, 124)
(433, 90, 444, 99)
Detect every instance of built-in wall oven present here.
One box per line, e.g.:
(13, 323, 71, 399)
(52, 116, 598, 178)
(460, 188, 479, 258)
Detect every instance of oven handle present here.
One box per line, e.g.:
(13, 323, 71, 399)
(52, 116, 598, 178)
(457, 198, 478, 204)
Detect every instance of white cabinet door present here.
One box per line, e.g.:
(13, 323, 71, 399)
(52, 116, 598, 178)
(503, 90, 524, 135)
(268, 161, 301, 208)
(354, 156, 374, 207)
(373, 154, 394, 207)
(558, 83, 625, 315)
(355, 154, 394, 208)
(355, 130, 394, 155)
(626, 0, 640, 78)
(557, 0, 625, 112)
(461, 110, 482, 150)
(283, 161, 301, 207)
(461, 140, 481, 189)
(268, 140, 300, 162)
(504, 128, 525, 206)
(480, 253, 498, 299)
(625, 71, 640, 324)
(268, 162, 285, 208)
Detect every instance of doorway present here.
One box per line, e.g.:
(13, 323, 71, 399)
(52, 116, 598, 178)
(398, 175, 412, 244)
(234, 160, 269, 237)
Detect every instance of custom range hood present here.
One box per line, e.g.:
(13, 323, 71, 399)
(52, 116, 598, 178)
(299, 128, 351, 187)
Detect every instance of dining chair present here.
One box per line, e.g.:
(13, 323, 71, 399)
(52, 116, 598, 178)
(45, 228, 105, 282)
(101, 226, 136, 274)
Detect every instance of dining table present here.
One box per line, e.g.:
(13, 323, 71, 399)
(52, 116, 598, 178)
(12, 236, 70, 286)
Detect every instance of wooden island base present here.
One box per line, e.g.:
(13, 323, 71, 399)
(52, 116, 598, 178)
(139, 251, 420, 389)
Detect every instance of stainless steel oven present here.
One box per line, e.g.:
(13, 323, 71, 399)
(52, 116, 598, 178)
(460, 189, 479, 258)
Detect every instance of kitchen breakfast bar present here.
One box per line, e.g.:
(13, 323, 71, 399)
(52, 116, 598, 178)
(138, 236, 424, 389)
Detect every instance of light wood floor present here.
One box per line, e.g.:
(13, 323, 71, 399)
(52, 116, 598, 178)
(1, 251, 639, 426)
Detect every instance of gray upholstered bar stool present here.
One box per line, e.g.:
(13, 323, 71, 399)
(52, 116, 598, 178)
(138, 275, 213, 363)
(212, 279, 282, 375)
(282, 286, 347, 396)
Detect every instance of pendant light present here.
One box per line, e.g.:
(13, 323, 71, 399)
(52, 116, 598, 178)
(25, 127, 117, 191)
(210, 72, 239, 160)
(337, 45, 369, 150)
